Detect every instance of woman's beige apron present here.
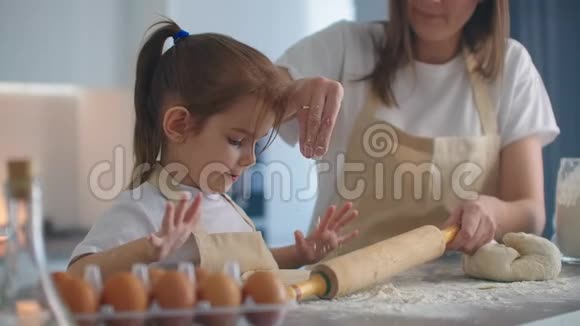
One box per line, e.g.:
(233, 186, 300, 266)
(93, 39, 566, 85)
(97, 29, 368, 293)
(329, 50, 501, 257)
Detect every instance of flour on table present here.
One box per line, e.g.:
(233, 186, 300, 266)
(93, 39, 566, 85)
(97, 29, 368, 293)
(298, 258, 576, 319)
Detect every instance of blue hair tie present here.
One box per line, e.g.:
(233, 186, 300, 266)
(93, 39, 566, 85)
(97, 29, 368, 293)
(173, 29, 189, 44)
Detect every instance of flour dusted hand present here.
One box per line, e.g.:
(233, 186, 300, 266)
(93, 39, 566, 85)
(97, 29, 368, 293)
(463, 232, 562, 282)
(148, 192, 202, 261)
(282, 77, 344, 158)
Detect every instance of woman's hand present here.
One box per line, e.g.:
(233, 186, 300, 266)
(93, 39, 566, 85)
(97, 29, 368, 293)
(148, 192, 202, 260)
(443, 195, 499, 255)
(294, 202, 359, 265)
(282, 77, 344, 158)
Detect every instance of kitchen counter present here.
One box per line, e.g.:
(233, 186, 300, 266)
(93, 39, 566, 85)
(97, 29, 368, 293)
(283, 252, 580, 326)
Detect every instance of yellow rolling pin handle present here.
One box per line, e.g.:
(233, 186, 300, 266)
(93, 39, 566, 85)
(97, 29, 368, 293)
(442, 225, 460, 244)
(286, 272, 329, 302)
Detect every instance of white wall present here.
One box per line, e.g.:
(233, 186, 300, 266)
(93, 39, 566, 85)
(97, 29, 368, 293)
(0, 85, 135, 230)
(0, 0, 170, 88)
(354, 0, 389, 21)
(120, 0, 171, 88)
(168, 0, 354, 60)
(0, 1, 121, 87)
(75, 89, 134, 229)
(167, 0, 307, 60)
(0, 0, 357, 88)
(0, 0, 163, 229)
(0, 85, 80, 227)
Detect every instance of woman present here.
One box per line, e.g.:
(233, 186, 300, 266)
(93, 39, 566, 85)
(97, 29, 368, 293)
(277, 0, 559, 255)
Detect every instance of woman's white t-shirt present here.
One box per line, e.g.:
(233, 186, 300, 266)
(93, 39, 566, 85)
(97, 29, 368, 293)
(275, 20, 560, 229)
(70, 182, 253, 265)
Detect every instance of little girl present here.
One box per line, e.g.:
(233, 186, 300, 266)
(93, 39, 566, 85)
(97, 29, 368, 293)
(68, 20, 359, 280)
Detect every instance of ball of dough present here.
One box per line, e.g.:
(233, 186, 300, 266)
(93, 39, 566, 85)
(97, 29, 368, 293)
(463, 232, 562, 282)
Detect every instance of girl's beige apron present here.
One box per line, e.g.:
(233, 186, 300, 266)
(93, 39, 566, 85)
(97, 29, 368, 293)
(327, 50, 501, 257)
(147, 165, 279, 272)
(148, 165, 311, 284)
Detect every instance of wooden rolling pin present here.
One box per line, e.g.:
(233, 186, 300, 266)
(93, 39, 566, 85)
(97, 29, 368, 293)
(288, 225, 459, 301)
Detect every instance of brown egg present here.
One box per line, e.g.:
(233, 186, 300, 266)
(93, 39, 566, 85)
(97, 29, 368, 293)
(147, 267, 166, 305)
(242, 271, 288, 304)
(53, 274, 99, 314)
(194, 267, 208, 299)
(102, 272, 148, 312)
(51, 272, 73, 299)
(148, 268, 166, 289)
(242, 272, 288, 326)
(51, 271, 73, 285)
(153, 271, 196, 309)
(197, 273, 242, 326)
(195, 267, 208, 285)
(198, 273, 241, 307)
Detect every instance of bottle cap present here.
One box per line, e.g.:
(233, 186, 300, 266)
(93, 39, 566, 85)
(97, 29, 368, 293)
(7, 160, 33, 199)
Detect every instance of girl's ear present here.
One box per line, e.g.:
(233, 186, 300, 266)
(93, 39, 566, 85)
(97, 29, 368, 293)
(162, 106, 195, 143)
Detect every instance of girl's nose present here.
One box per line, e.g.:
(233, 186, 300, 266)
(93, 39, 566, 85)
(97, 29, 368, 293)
(239, 148, 256, 167)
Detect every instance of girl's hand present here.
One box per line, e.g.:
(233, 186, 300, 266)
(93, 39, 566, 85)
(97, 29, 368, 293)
(148, 192, 202, 260)
(283, 77, 344, 158)
(294, 202, 359, 265)
(443, 196, 499, 255)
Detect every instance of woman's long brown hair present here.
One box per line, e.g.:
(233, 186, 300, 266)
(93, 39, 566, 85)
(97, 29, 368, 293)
(366, 0, 509, 107)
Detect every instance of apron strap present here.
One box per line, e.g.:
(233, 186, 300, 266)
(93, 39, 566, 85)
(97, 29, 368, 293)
(463, 48, 498, 135)
(147, 163, 256, 231)
(221, 193, 257, 231)
(362, 49, 498, 136)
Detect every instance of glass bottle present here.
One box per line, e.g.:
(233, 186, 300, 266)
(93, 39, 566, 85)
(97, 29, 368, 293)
(553, 157, 580, 263)
(0, 160, 73, 325)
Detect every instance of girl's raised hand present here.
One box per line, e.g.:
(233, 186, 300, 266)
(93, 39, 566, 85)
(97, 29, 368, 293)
(148, 192, 202, 260)
(294, 202, 359, 265)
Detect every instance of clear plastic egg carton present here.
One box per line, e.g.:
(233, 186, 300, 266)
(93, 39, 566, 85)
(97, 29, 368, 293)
(73, 303, 293, 326)
(73, 261, 295, 326)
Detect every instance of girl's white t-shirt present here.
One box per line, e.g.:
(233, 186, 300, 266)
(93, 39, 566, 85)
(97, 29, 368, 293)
(275, 20, 560, 229)
(70, 182, 253, 265)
